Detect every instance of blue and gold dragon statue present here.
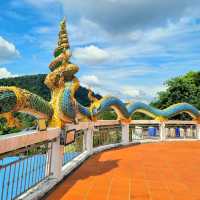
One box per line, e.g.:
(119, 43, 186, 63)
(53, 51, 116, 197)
(0, 19, 199, 128)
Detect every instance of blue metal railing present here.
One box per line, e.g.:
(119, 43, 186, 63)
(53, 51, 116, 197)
(0, 142, 53, 200)
(63, 130, 84, 166)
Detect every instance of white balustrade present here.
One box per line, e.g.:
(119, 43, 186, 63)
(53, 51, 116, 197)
(121, 124, 129, 144)
(0, 120, 199, 200)
(84, 127, 94, 154)
(159, 122, 166, 141)
(50, 137, 63, 180)
(197, 124, 200, 139)
(180, 128, 184, 138)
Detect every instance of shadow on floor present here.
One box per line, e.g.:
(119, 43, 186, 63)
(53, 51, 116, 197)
(43, 152, 120, 200)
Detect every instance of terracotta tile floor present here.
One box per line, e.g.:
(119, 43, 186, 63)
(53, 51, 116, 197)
(46, 141, 200, 200)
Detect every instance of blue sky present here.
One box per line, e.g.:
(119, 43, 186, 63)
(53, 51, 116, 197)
(0, 0, 200, 102)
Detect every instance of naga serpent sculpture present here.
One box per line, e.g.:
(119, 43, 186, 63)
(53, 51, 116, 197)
(0, 19, 199, 129)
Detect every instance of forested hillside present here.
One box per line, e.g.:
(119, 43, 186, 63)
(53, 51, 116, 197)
(0, 74, 101, 134)
(0, 74, 101, 106)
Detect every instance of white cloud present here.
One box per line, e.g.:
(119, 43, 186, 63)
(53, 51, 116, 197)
(60, 0, 200, 34)
(128, 17, 200, 43)
(73, 45, 110, 65)
(122, 86, 143, 98)
(0, 67, 17, 78)
(70, 16, 200, 68)
(0, 36, 20, 63)
(80, 73, 163, 103)
(69, 18, 109, 46)
(81, 75, 101, 87)
(90, 66, 157, 80)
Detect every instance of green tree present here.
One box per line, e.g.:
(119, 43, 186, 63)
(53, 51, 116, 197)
(97, 109, 117, 120)
(151, 71, 200, 119)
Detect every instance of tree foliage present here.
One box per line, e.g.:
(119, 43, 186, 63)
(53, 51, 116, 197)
(151, 71, 200, 119)
(97, 109, 117, 120)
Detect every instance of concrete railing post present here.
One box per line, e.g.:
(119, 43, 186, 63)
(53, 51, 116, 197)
(84, 125, 93, 155)
(50, 136, 63, 180)
(160, 122, 166, 141)
(197, 124, 200, 140)
(121, 124, 129, 144)
(82, 131, 86, 151)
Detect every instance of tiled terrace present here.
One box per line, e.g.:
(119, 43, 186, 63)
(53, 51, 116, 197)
(46, 141, 200, 200)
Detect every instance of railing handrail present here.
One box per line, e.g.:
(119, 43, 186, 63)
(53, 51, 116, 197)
(0, 120, 197, 155)
(66, 120, 198, 129)
(0, 128, 60, 154)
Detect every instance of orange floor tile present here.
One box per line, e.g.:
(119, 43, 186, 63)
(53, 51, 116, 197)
(45, 141, 200, 200)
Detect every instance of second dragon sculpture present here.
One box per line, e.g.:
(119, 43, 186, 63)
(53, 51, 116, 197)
(0, 19, 199, 128)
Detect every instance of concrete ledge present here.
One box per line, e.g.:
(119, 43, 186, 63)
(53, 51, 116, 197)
(93, 143, 124, 154)
(17, 176, 58, 200)
(62, 151, 90, 177)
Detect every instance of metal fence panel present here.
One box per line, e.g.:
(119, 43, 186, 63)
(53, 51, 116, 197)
(63, 130, 84, 166)
(93, 125, 122, 148)
(0, 141, 53, 200)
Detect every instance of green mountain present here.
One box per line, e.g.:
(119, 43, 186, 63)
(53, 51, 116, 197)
(0, 74, 101, 106)
(0, 74, 101, 134)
